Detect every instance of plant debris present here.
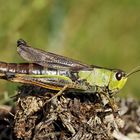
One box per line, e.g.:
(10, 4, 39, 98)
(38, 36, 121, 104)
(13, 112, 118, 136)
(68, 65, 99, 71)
(0, 85, 140, 140)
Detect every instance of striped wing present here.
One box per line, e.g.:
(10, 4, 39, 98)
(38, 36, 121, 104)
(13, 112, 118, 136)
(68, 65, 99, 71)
(17, 39, 90, 70)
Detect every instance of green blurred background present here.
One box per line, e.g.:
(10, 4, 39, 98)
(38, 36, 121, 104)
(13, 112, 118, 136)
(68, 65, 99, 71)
(0, 0, 140, 102)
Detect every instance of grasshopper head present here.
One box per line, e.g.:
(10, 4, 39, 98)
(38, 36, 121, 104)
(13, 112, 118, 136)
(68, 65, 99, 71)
(109, 66, 140, 95)
(108, 70, 127, 94)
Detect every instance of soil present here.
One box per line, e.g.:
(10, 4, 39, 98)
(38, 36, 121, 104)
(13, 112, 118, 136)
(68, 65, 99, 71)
(0, 85, 140, 140)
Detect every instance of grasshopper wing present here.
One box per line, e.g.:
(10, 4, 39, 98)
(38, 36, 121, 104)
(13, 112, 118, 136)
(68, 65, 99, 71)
(17, 39, 90, 70)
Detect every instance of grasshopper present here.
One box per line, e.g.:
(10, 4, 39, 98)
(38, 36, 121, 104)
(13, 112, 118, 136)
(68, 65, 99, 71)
(0, 39, 139, 108)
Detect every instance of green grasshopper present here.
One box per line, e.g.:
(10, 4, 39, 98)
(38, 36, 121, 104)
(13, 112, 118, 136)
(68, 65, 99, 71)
(0, 39, 139, 107)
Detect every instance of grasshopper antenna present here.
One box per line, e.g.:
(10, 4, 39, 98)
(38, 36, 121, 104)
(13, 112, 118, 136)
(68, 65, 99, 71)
(126, 66, 140, 77)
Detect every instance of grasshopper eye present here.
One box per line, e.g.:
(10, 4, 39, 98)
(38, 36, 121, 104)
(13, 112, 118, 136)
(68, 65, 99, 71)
(115, 71, 123, 81)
